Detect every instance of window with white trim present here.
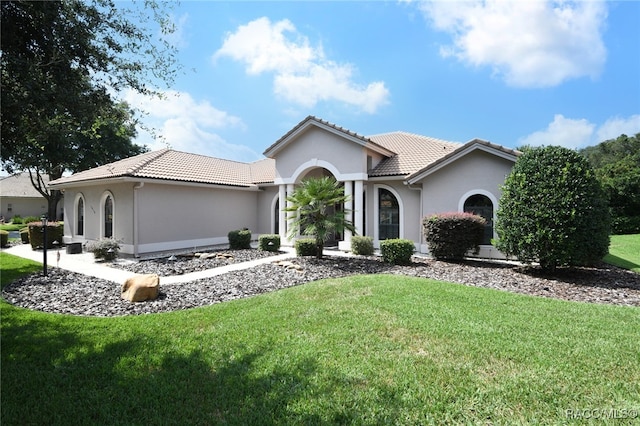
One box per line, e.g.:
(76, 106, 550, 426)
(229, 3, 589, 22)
(463, 194, 493, 244)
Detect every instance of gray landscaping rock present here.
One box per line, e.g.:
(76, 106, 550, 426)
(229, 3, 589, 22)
(3, 252, 639, 317)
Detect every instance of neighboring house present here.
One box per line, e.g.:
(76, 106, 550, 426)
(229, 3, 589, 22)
(0, 172, 60, 221)
(49, 116, 519, 258)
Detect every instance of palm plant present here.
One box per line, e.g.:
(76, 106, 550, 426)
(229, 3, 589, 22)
(284, 176, 356, 259)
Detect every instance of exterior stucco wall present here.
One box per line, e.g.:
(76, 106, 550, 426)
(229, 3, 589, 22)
(0, 197, 48, 221)
(363, 180, 422, 247)
(419, 151, 512, 216)
(275, 127, 367, 182)
(134, 183, 259, 254)
(416, 150, 514, 257)
(62, 181, 263, 256)
(61, 182, 134, 247)
(256, 185, 279, 235)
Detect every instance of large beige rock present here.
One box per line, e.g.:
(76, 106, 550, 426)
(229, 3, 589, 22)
(121, 274, 160, 302)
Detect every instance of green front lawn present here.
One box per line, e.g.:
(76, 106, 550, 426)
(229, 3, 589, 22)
(0, 223, 24, 232)
(605, 234, 640, 272)
(2, 253, 639, 424)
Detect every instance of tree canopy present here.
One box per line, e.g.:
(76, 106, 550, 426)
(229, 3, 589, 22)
(580, 133, 640, 234)
(1, 0, 180, 218)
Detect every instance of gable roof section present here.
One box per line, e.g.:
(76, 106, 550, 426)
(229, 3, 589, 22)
(47, 119, 517, 190)
(49, 149, 275, 189)
(368, 132, 462, 177)
(406, 139, 521, 184)
(263, 115, 395, 158)
(0, 172, 48, 198)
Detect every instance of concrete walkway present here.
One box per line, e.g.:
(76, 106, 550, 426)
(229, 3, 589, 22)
(3, 243, 301, 285)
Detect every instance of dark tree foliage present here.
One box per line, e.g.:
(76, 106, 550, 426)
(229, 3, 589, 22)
(580, 134, 640, 234)
(1, 0, 179, 218)
(496, 146, 610, 271)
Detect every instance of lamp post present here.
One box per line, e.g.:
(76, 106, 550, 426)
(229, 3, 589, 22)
(41, 214, 48, 277)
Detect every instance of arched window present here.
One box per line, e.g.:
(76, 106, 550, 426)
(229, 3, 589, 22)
(274, 198, 280, 235)
(464, 194, 493, 244)
(378, 188, 399, 240)
(76, 196, 84, 236)
(103, 193, 114, 238)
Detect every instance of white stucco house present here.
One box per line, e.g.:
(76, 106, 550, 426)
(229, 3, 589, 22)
(0, 172, 62, 221)
(48, 116, 520, 258)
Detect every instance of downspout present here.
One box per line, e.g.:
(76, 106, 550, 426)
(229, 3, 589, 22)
(133, 182, 144, 257)
(405, 181, 423, 251)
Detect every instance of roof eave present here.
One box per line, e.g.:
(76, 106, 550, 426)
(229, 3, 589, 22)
(48, 176, 260, 191)
(263, 116, 395, 158)
(406, 139, 520, 184)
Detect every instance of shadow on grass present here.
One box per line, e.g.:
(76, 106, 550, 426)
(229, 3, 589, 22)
(604, 253, 640, 272)
(2, 306, 406, 425)
(1, 317, 313, 424)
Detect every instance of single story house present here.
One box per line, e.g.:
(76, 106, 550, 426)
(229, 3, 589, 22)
(0, 172, 61, 222)
(48, 116, 520, 258)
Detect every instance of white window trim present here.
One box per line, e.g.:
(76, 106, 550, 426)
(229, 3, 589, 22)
(74, 192, 85, 237)
(373, 184, 404, 242)
(100, 191, 115, 239)
(458, 189, 497, 244)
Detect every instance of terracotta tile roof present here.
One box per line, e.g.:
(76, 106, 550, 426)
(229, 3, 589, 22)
(249, 158, 276, 184)
(48, 118, 512, 189)
(406, 139, 520, 183)
(49, 149, 273, 188)
(0, 172, 48, 198)
(367, 132, 461, 176)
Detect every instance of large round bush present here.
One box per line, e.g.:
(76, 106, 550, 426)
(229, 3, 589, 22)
(496, 146, 610, 270)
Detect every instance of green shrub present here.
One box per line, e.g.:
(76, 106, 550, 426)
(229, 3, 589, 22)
(0, 230, 8, 247)
(380, 239, 414, 265)
(295, 238, 317, 257)
(11, 215, 22, 224)
(612, 215, 640, 235)
(27, 222, 64, 249)
(258, 234, 281, 252)
(228, 228, 252, 250)
(23, 216, 41, 224)
(423, 212, 486, 260)
(351, 235, 374, 256)
(496, 146, 610, 270)
(20, 228, 29, 244)
(86, 239, 120, 261)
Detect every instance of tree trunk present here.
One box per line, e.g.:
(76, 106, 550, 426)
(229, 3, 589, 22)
(48, 189, 63, 221)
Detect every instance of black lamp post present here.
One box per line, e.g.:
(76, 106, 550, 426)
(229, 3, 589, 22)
(41, 214, 48, 277)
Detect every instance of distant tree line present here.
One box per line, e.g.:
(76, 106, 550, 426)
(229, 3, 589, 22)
(579, 133, 640, 234)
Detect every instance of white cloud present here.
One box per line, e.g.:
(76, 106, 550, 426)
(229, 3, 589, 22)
(213, 17, 389, 113)
(596, 115, 640, 142)
(518, 114, 594, 148)
(519, 114, 640, 148)
(417, 0, 608, 87)
(123, 90, 259, 162)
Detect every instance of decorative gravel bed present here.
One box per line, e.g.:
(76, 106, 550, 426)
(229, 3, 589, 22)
(3, 251, 639, 317)
(111, 249, 284, 276)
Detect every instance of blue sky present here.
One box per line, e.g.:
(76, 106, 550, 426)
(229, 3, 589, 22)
(122, 0, 640, 162)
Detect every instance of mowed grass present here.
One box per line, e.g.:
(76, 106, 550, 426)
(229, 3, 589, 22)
(605, 234, 640, 272)
(2, 252, 640, 425)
